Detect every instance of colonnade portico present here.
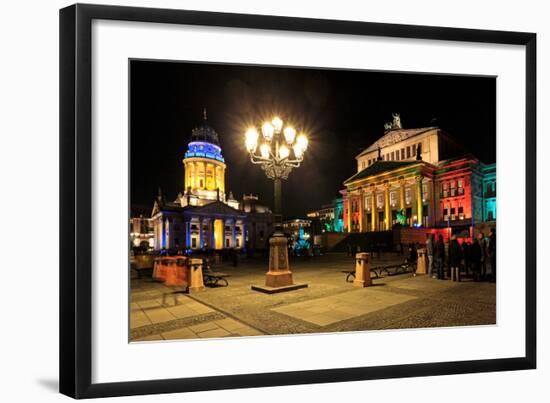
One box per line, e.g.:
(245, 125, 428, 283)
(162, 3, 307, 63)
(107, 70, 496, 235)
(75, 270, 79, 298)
(185, 160, 226, 194)
(343, 161, 433, 233)
(187, 215, 245, 250)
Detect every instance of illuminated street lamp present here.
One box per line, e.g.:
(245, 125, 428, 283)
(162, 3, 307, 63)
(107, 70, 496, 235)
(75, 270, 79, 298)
(245, 116, 309, 292)
(244, 116, 308, 216)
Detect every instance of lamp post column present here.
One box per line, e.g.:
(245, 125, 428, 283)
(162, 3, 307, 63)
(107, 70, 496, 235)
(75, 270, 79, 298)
(274, 178, 282, 220)
(246, 117, 308, 293)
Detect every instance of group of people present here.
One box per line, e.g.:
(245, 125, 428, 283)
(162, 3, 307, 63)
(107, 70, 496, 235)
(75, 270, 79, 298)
(425, 229, 496, 282)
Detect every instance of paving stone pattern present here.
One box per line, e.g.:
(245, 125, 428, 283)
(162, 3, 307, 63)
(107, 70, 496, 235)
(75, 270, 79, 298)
(130, 253, 496, 341)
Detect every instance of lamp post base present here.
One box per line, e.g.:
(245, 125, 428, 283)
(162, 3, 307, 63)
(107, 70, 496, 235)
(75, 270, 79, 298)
(251, 282, 308, 294)
(251, 226, 308, 294)
(265, 271, 293, 288)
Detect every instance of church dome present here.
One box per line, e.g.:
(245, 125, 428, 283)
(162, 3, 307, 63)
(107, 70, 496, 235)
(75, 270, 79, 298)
(184, 109, 224, 163)
(189, 108, 220, 146)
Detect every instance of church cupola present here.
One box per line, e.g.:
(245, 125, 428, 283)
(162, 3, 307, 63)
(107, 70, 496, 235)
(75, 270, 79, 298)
(183, 109, 226, 200)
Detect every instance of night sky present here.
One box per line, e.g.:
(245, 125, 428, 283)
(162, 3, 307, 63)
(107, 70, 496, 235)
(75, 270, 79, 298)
(130, 60, 496, 218)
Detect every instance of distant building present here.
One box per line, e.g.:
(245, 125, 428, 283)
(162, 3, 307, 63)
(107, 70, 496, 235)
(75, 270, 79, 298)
(342, 114, 496, 237)
(146, 110, 275, 251)
(307, 197, 344, 234)
(129, 214, 154, 250)
(282, 219, 312, 243)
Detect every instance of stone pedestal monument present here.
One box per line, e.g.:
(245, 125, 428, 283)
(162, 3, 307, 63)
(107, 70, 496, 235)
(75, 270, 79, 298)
(416, 248, 427, 275)
(251, 227, 308, 294)
(353, 252, 372, 288)
(188, 258, 205, 292)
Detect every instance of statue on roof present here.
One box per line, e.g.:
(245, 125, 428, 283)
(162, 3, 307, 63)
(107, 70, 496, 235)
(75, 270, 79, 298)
(392, 113, 402, 129)
(384, 113, 403, 131)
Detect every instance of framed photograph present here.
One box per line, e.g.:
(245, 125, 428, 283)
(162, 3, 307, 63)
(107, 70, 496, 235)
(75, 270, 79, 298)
(60, 3, 536, 399)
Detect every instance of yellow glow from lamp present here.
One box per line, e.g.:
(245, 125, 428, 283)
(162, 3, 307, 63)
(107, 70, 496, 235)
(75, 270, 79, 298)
(278, 144, 290, 159)
(293, 144, 304, 158)
(272, 116, 283, 133)
(296, 133, 308, 150)
(260, 143, 270, 159)
(245, 128, 259, 152)
(283, 126, 296, 144)
(261, 122, 274, 141)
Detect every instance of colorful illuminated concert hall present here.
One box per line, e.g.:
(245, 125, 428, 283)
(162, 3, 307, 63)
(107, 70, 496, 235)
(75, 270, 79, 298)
(341, 114, 496, 239)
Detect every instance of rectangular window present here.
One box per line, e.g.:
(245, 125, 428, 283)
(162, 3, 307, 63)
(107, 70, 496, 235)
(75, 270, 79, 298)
(391, 151, 395, 160)
(365, 196, 371, 210)
(401, 149, 405, 159)
(405, 188, 411, 204)
(236, 238, 240, 247)
(406, 146, 411, 158)
(390, 191, 397, 207)
(191, 238, 197, 248)
(412, 144, 417, 157)
(377, 194, 383, 209)
(395, 151, 399, 161)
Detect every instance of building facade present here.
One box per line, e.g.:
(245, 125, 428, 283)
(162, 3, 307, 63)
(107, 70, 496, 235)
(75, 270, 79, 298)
(342, 114, 496, 237)
(129, 215, 154, 250)
(148, 111, 275, 252)
(307, 197, 344, 234)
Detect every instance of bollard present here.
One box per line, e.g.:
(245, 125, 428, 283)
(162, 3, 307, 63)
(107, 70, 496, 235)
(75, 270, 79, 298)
(353, 252, 372, 288)
(416, 248, 427, 275)
(188, 258, 205, 292)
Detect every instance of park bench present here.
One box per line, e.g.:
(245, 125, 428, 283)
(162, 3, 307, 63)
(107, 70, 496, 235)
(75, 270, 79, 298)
(379, 262, 414, 276)
(342, 261, 413, 282)
(342, 267, 382, 282)
(202, 261, 231, 287)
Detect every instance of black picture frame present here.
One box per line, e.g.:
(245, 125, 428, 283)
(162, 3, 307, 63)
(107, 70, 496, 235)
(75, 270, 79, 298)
(59, 3, 537, 399)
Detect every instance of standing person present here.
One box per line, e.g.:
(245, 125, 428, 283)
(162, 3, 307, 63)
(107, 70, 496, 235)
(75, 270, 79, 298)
(489, 228, 496, 282)
(470, 237, 482, 281)
(461, 240, 471, 277)
(478, 233, 488, 280)
(426, 233, 434, 277)
(448, 235, 462, 282)
(435, 235, 446, 280)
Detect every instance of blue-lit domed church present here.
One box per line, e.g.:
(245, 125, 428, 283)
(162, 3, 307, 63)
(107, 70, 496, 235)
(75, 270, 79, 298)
(151, 110, 275, 251)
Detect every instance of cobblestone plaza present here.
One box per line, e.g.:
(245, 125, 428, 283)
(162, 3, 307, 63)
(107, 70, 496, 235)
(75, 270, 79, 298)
(130, 253, 496, 342)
